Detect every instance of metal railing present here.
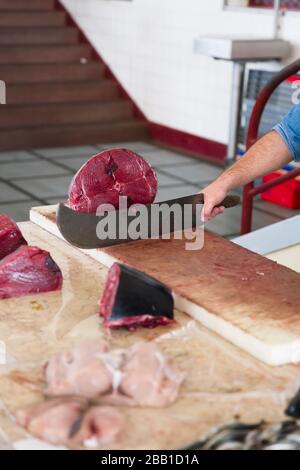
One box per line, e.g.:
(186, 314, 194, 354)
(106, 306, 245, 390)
(241, 59, 300, 234)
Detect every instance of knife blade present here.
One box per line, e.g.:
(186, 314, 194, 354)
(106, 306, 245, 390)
(57, 193, 240, 249)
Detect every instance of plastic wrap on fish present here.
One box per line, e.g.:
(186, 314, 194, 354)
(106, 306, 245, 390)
(45, 340, 183, 407)
(0, 214, 27, 261)
(68, 148, 157, 214)
(16, 398, 124, 448)
(99, 263, 174, 331)
(0, 245, 63, 300)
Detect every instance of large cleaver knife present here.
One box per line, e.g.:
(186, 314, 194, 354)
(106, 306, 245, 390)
(57, 193, 240, 249)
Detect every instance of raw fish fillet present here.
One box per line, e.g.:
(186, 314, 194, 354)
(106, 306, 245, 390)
(68, 148, 157, 213)
(100, 263, 174, 330)
(0, 214, 27, 260)
(45, 341, 183, 408)
(16, 398, 86, 446)
(0, 245, 63, 300)
(120, 342, 184, 407)
(45, 341, 112, 399)
(71, 406, 125, 448)
(16, 398, 124, 448)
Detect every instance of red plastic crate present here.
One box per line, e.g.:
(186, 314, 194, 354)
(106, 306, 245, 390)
(261, 170, 300, 209)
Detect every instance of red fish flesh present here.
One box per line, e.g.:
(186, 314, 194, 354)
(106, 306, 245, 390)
(45, 341, 183, 408)
(0, 214, 27, 260)
(0, 245, 63, 300)
(99, 263, 174, 330)
(16, 398, 124, 448)
(68, 148, 157, 213)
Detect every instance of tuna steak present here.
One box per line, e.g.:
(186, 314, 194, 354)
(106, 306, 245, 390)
(0, 245, 63, 300)
(100, 263, 174, 330)
(0, 214, 27, 260)
(68, 148, 157, 213)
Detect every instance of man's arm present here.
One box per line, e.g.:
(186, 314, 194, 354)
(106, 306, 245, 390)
(201, 130, 292, 221)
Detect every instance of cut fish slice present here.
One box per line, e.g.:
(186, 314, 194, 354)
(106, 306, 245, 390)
(0, 213, 27, 260)
(120, 342, 184, 407)
(16, 398, 86, 446)
(100, 263, 174, 330)
(45, 341, 112, 399)
(0, 245, 63, 300)
(45, 340, 183, 408)
(16, 398, 124, 448)
(71, 406, 125, 448)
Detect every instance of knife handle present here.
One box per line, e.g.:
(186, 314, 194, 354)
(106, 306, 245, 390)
(218, 194, 240, 209)
(199, 193, 240, 209)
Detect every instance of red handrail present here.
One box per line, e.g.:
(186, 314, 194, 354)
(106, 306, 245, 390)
(241, 59, 300, 234)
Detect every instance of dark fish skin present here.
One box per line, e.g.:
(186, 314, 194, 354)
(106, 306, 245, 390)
(286, 389, 300, 419)
(0, 245, 63, 300)
(100, 263, 174, 330)
(0, 213, 27, 260)
(68, 148, 157, 214)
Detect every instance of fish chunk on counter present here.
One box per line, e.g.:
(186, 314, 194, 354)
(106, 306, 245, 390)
(16, 398, 124, 448)
(0, 214, 27, 260)
(0, 245, 63, 300)
(68, 148, 157, 214)
(120, 342, 183, 407)
(71, 406, 125, 448)
(100, 263, 174, 331)
(45, 341, 112, 399)
(45, 341, 183, 407)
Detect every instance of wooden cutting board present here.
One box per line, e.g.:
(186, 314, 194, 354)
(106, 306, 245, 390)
(30, 205, 300, 366)
(2, 221, 300, 449)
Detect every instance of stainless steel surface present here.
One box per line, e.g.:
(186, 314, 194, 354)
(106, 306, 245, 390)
(194, 36, 291, 61)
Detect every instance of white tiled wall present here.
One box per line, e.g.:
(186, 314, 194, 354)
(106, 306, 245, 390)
(60, 0, 300, 145)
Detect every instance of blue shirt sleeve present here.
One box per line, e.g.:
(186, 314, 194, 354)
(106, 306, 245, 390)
(273, 104, 300, 161)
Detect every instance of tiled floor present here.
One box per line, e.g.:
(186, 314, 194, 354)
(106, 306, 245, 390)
(0, 141, 299, 238)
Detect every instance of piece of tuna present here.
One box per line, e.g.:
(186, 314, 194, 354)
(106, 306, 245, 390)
(99, 263, 174, 331)
(0, 214, 27, 260)
(45, 341, 113, 399)
(0, 245, 62, 300)
(68, 148, 157, 214)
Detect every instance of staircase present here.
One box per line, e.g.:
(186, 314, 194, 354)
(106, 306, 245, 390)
(0, 0, 148, 151)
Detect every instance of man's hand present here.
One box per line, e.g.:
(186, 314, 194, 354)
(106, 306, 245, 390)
(201, 182, 228, 222)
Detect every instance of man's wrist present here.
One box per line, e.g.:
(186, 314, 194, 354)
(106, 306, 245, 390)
(213, 174, 234, 194)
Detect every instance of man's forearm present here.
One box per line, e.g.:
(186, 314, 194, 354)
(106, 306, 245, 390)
(215, 130, 292, 192)
(201, 130, 293, 221)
